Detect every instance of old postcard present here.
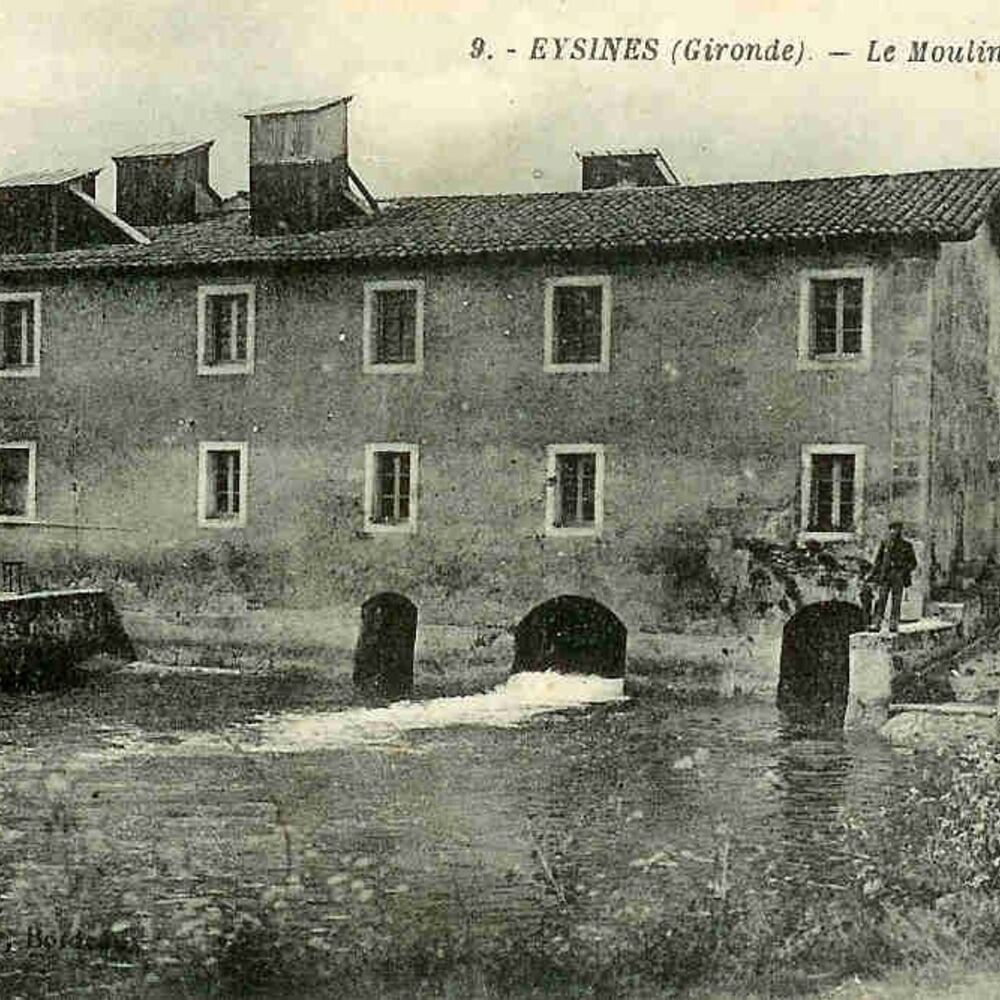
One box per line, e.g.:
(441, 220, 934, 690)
(1, 1, 999, 997)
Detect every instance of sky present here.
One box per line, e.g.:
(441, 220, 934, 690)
(2, 0, 1000, 208)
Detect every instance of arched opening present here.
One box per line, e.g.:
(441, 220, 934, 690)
(353, 592, 418, 700)
(513, 595, 627, 678)
(777, 601, 865, 727)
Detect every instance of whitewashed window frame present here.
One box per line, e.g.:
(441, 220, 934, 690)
(362, 280, 425, 374)
(543, 275, 612, 373)
(364, 442, 419, 534)
(0, 292, 41, 379)
(545, 443, 606, 537)
(197, 284, 256, 376)
(797, 268, 874, 372)
(198, 441, 248, 528)
(0, 441, 37, 523)
(799, 443, 866, 542)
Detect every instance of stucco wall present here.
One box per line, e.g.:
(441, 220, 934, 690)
(0, 240, 941, 627)
(929, 222, 1000, 588)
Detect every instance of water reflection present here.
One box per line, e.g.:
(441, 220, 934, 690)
(0, 676, 915, 955)
(773, 726, 853, 883)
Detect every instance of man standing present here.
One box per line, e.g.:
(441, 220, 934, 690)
(868, 521, 917, 633)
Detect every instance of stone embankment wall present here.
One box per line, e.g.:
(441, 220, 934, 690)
(0, 588, 134, 688)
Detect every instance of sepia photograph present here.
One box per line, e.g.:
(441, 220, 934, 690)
(3, 1, 1000, 997)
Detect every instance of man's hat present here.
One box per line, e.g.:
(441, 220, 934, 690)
(889, 519, 904, 529)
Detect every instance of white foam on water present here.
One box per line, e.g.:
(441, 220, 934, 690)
(252, 670, 625, 753)
(70, 671, 626, 763)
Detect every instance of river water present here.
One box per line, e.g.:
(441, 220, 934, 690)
(0, 671, 920, 988)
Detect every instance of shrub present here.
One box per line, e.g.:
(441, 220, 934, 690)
(830, 739, 1000, 973)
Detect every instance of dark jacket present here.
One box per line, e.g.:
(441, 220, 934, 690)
(870, 536, 917, 587)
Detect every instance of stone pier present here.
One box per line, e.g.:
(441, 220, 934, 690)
(0, 588, 135, 688)
(844, 617, 963, 728)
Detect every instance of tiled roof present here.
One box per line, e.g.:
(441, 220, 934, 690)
(0, 166, 101, 188)
(1, 166, 999, 274)
(113, 139, 213, 159)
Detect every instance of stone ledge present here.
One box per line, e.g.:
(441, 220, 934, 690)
(890, 701, 995, 717)
(928, 601, 967, 625)
(0, 587, 105, 603)
(850, 617, 959, 648)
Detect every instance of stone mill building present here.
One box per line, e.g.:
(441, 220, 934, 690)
(1, 95, 1000, 685)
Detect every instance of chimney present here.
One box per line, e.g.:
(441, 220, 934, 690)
(113, 140, 221, 227)
(243, 96, 372, 236)
(580, 149, 679, 190)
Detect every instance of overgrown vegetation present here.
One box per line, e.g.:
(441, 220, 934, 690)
(2, 735, 1000, 998)
(23, 539, 289, 613)
(636, 737, 1000, 996)
(633, 525, 723, 621)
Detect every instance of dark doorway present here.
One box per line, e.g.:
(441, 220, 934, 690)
(353, 592, 418, 700)
(513, 595, 626, 678)
(777, 601, 865, 727)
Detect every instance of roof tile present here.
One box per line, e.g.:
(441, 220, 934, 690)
(1, 166, 999, 273)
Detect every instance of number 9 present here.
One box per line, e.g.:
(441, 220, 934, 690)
(470, 37, 486, 59)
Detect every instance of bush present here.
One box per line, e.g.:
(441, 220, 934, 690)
(849, 740, 1000, 903)
(827, 739, 1000, 974)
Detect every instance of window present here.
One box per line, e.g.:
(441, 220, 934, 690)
(198, 442, 247, 527)
(544, 276, 611, 372)
(364, 444, 419, 533)
(800, 444, 866, 541)
(546, 444, 605, 536)
(363, 280, 424, 373)
(0, 293, 41, 378)
(198, 285, 255, 375)
(0, 443, 36, 522)
(798, 269, 873, 370)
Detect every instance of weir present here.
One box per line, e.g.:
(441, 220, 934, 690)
(69, 671, 628, 762)
(513, 596, 627, 678)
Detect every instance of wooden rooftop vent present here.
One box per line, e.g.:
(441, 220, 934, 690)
(243, 95, 375, 236)
(113, 139, 222, 227)
(580, 149, 680, 190)
(0, 167, 148, 254)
